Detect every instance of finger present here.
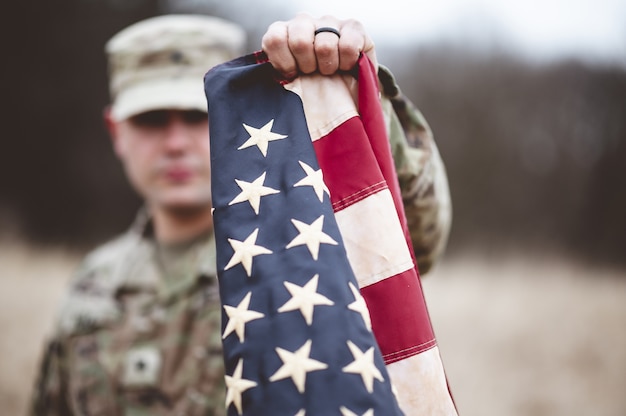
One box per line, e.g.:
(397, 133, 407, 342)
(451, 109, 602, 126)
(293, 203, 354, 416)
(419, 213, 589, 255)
(262, 21, 298, 78)
(286, 13, 317, 74)
(336, 19, 377, 72)
(313, 31, 340, 75)
(314, 16, 342, 75)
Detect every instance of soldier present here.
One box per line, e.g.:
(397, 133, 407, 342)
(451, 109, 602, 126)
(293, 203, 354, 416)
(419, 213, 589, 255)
(30, 12, 451, 415)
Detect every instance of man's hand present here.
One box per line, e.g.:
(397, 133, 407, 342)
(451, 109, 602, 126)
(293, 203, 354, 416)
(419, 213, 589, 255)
(261, 13, 377, 79)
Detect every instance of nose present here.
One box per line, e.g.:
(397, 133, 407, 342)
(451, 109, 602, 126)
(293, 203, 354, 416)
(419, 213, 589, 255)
(163, 115, 192, 154)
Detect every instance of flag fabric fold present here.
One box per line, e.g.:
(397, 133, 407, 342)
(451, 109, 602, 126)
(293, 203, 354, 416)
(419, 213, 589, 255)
(205, 52, 456, 415)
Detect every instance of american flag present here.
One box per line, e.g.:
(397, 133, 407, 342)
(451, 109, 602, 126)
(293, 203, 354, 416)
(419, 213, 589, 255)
(205, 53, 456, 415)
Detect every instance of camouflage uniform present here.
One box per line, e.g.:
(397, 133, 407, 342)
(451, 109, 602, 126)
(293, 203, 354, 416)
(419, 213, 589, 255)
(30, 64, 451, 415)
(379, 66, 452, 274)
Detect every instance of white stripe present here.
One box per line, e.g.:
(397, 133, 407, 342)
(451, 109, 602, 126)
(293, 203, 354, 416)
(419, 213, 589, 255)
(334, 189, 414, 288)
(284, 74, 359, 142)
(387, 347, 458, 415)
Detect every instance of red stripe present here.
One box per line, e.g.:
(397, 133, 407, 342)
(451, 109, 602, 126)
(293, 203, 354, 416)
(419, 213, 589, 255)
(313, 116, 388, 211)
(253, 50, 268, 63)
(357, 57, 418, 270)
(360, 269, 435, 364)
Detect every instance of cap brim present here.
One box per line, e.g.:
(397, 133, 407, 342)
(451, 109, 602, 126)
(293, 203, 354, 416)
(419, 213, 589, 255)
(110, 77, 208, 121)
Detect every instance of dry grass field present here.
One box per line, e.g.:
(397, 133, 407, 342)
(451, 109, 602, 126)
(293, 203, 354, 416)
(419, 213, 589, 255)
(1, 241, 625, 416)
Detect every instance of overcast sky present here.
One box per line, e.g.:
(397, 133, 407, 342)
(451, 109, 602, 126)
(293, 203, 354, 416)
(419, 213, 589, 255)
(294, 0, 626, 66)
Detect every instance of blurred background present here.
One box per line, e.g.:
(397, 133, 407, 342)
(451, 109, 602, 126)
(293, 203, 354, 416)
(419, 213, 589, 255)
(1, 0, 625, 415)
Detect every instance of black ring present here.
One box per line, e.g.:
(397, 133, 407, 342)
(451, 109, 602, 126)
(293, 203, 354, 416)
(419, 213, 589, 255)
(314, 27, 340, 37)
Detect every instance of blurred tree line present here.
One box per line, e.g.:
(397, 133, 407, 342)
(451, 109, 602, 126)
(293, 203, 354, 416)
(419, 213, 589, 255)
(386, 45, 626, 266)
(1, 0, 624, 267)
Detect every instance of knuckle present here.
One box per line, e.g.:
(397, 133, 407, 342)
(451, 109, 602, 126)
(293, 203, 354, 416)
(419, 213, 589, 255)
(319, 14, 341, 27)
(338, 42, 356, 57)
(343, 18, 364, 31)
(314, 41, 335, 59)
(262, 22, 287, 48)
(295, 11, 313, 20)
(290, 36, 312, 55)
(261, 35, 281, 52)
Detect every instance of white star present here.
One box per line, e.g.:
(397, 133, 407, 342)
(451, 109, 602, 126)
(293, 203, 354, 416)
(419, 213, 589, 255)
(294, 411, 306, 416)
(285, 215, 338, 260)
(277, 274, 334, 325)
(223, 292, 265, 342)
(294, 161, 330, 202)
(347, 282, 372, 330)
(340, 408, 374, 416)
(229, 172, 280, 214)
(225, 228, 273, 277)
(342, 341, 384, 393)
(239, 119, 287, 156)
(269, 339, 328, 393)
(225, 358, 257, 415)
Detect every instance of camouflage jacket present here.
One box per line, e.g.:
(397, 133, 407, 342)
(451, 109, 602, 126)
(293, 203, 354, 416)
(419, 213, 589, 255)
(30, 66, 451, 416)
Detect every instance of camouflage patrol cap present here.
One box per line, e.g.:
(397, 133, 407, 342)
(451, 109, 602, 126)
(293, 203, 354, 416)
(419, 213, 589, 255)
(106, 14, 246, 121)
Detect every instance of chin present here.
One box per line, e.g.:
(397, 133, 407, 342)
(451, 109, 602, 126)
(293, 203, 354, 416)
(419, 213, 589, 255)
(154, 190, 213, 213)
(167, 204, 210, 217)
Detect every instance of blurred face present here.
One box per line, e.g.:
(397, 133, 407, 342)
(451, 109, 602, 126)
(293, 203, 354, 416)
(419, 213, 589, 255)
(109, 109, 212, 212)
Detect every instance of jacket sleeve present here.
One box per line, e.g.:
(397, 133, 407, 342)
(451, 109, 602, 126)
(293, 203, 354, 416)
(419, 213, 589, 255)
(379, 65, 452, 275)
(29, 338, 73, 416)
